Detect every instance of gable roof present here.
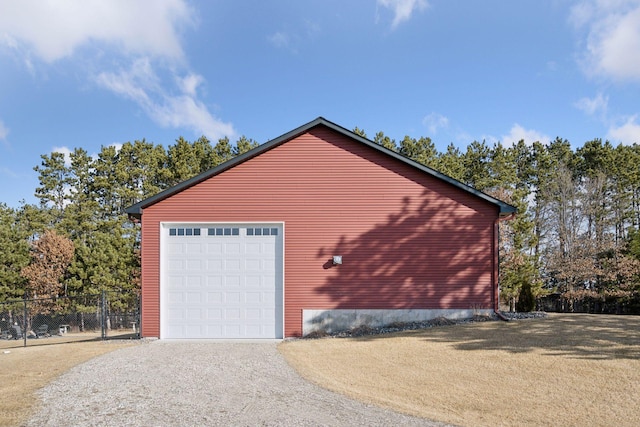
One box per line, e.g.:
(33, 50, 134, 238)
(125, 117, 517, 219)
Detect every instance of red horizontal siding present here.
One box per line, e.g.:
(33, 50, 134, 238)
(140, 226, 160, 338)
(141, 126, 498, 338)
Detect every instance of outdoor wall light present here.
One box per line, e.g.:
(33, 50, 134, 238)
(332, 255, 343, 265)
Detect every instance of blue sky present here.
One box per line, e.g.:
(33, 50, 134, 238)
(1, 0, 640, 208)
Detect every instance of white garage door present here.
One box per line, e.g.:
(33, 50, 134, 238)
(161, 223, 283, 339)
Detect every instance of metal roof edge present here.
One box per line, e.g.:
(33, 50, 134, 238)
(125, 117, 517, 217)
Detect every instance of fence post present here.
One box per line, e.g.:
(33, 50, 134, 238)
(101, 290, 107, 340)
(22, 297, 27, 348)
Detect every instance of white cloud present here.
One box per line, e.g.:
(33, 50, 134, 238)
(268, 31, 305, 54)
(96, 59, 235, 140)
(95, 57, 156, 103)
(0, 1, 234, 141)
(607, 115, 640, 144)
(501, 124, 551, 146)
(422, 113, 449, 134)
(0, 0, 194, 63)
(0, 166, 19, 179)
(268, 32, 293, 50)
(304, 20, 321, 39)
(0, 119, 8, 144)
(574, 92, 609, 117)
(178, 74, 204, 98)
(570, 1, 640, 81)
(154, 94, 235, 140)
(377, 0, 429, 29)
(268, 20, 320, 53)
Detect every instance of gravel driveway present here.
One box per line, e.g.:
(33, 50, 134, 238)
(26, 341, 447, 426)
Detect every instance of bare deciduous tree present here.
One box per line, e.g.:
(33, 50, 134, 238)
(21, 229, 74, 312)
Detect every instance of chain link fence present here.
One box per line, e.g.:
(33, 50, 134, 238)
(0, 291, 139, 349)
(537, 293, 640, 314)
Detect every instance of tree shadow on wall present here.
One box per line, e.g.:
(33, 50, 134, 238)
(316, 191, 495, 313)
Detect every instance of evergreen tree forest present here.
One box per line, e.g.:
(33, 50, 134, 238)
(1, 129, 640, 313)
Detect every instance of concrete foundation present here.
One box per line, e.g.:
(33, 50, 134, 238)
(302, 308, 492, 336)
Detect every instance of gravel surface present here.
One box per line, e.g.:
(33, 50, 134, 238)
(26, 341, 448, 427)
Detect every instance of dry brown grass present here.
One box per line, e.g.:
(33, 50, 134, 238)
(0, 340, 134, 427)
(279, 313, 640, 427)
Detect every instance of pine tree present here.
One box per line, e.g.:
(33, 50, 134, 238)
(462, 140, 492, 191)
(436, 143, 464, 181)
(0, 204, 30, 301)
(373, 131, 397, 151)
(234, 136, 259, 156)
(33, 152, 70, 223)
(399, 135, 438, 168)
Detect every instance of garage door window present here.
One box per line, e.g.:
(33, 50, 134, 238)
(169, 227, 201, 236)
(247, 227, 278, 236)
(207, 227, 240, 236)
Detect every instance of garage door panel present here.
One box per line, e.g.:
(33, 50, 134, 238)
(225, 276, 241, 287)
(246, 308, 261, 319)
(186, 243, 203, 254)
(167, 309, 185, 320)
(262, 275, 276, 287)
(186, 325, 203, 337)
(162, 223, 283, 339)
(206, 275, 222, 287)
(185, 259, 203, 270)
(225, 327, 243, 338)
(167, 292, 184, 303)
(167, 243, 183, 254)
(263, 308, 275, 319)
(168, 259, 183, 271)
(207, 292, 222, 303)
(186, 276, 202, 287)
(167, 275, 183, 288)
(263, 244, 275, 255)
(226, 309, 240, 319)
(207, 308, 222, 318)
(245, 259, 261, 270)
(264, 292, 277, 304)
(245, 275, 261, 287)
(245, 325, 262, 336)
(207, 259, 222, 270)
(207, 243, 223, 254)
(263, 264, 276, 272)
(226, 292, 241, 303)
(207, 325, 222, 336)
(186, 308, 202, 320)
(168, 325, 184, 337)
(225, 243, 241, 254)
(245, 291, 261, 303)
(225, 259, 241, 271)
(185, 292, 201, 303)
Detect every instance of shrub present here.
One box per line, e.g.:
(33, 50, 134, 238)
(304, 329, 328, 339)
(350, 324, 375, 336)
(516, 281, 536, 312)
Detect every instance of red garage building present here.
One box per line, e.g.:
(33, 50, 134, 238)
(126, 117, 515, 339)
